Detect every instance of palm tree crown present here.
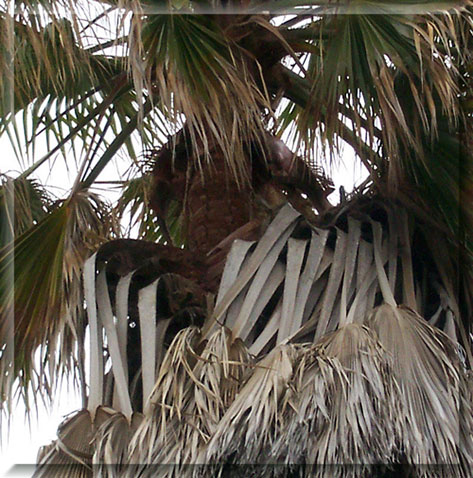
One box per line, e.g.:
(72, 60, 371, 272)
(0, 0, 472, 475)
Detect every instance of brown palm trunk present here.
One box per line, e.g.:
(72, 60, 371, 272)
(150, 135, 265, 291)
(150, 131, 333, 292)
(184, 148, 255, 254)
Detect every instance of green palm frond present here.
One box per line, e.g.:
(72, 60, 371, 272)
(132, 13, 270, 184)
(398, 115, 473, 247)
(0, 190, 117, 409)
(277, 7, 467, 160)
(1, 10, 119, 118)
(0, 174, 51, 244)
(0, 2, 163, 176)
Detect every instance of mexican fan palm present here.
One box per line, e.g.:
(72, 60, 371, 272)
(0, 0, 472, 476)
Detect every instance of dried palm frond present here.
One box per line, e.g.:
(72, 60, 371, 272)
(33, 406, 115, 478)
(92, 411, 144, 478)
(211, 204, 301, 330)
(191, 327, 252, 438)
(365, 303, 473, 476)
(44, 196, 473, 476)
(84, 248, 208, 415)
(127, 326, 252, 478)
(202, 344, 298, 467)
(210, 204, 372, 351)
(273, 324, 401, 474)
(82, 233, 254, 475)
(126, 326, 203, 467)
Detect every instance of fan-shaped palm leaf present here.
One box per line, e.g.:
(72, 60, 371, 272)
(0, 190, 117, 409)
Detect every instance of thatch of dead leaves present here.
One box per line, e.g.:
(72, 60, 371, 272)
(35, 203, 473, 478)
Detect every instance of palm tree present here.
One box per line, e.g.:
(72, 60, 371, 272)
(1, 0, 472, 476)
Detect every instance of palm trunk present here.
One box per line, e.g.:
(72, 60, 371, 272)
(184, 148, 255, 254)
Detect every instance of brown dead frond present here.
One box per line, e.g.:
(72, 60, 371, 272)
(93, 411, 144, 477)
(202, 344, 298, 466)
(33, 407, 115, 478)
(273, 324, 400, 472)
(126, 326, 252, 477)
(365, 303, 473, 475)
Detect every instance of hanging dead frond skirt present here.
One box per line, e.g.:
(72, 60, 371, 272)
(35, 202, 473, 478)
